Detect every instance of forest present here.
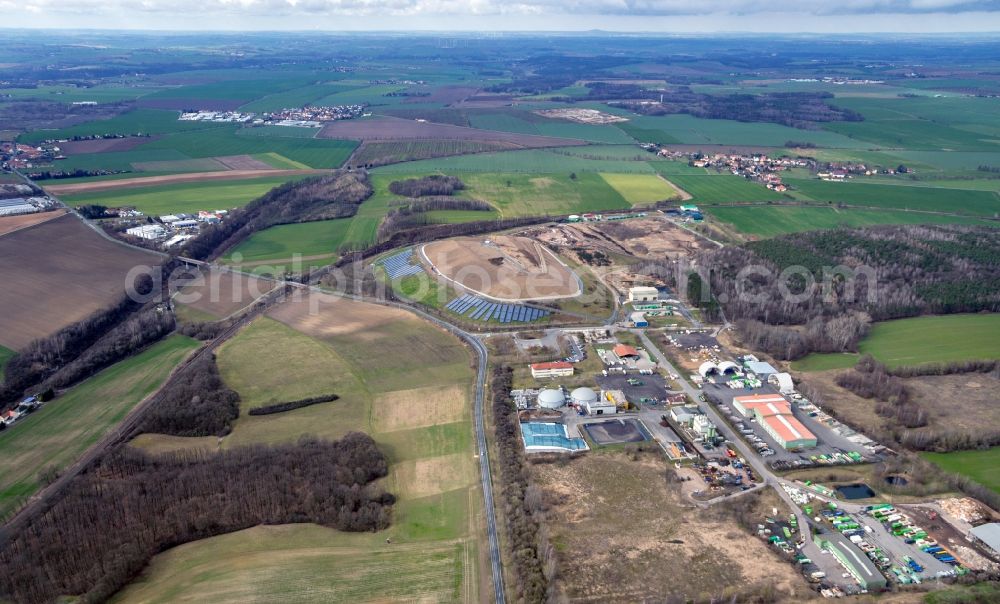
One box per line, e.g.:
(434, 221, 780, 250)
(181, 170, 372, 261)
(0, 433, 393, 604)
(138, 353, 240, 437)
(387, 174, 465, 197)
(704, 225, 1000, 359)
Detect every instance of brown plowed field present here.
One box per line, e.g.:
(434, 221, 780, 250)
(0, 209, 67, 237)
(0, 213, 160, 349)
(316, 115, 586, 147)
(57, 137, 160, 154)
(43, 169, 323, 195)
(422, 235, 581, 301)
(172, 267, 277, 319)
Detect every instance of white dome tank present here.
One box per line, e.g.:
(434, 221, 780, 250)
(537, 388, 566, 409)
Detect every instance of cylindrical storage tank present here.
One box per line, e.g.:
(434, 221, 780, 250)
(537, 388, 566, 409)
(570, 387, 598, 406)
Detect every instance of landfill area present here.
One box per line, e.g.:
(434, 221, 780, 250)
(703, 383, 872, 466)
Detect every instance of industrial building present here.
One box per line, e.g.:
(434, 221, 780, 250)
(744, 360, 778, 376)
(969, 523, 1000, 556)
(733, 394, 817, 449)
(697, 360, 740, 377)
(537, 388, 566, 409)
(813, 532, 887, 590)
(628, 286, 659, 303)
(0, 197, 39, 216)
(125, 224, 167, 240)
(530, 361, 574, 379)
(613, 344, 640, 360)
(572, 387, 615, 415)
(629, 312, 648, 327)
(768, 372, 795, 394)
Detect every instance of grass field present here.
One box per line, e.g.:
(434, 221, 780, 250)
(794, 314, 1000, 371)
(238, 83, 361, 112)
(709, 205, 995, 238)
(60, 175, 303, 215)
(667, 174, 785, 203)
(0, 335, 199, 519)
(787, 178, 1000, 216)
(223, 218, 351, 265)
(922, 447, 1000, 495)
(462, 172, 630, 216)
(599, 173, 680, 204)
(0, 345, 14, 381)
(121, 296, 481, 602)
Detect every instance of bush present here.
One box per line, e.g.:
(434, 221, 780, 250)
(248, 394, 339, 416)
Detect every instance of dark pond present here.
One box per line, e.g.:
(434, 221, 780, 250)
(884, 475, 909, 486)
(835, 483, 876, 500)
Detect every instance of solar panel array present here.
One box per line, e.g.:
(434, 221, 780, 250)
(445, 294, 551, 324)
(380, 249, 424, 280)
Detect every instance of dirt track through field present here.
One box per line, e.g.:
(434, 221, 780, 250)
(43, 169, 325, 195)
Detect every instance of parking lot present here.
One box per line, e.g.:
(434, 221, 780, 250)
(856, 514, 955, 578)
(703, 383, 870, 465)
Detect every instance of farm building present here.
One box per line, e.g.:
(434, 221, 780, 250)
(734, 394, 817, 449)
(537, 388, 566, 409)
(531, 361, 574, 379)
(969, 523, 1000, 556)
(813, 532, 887, 590)
(630, 312, 648, 327)
(745, 360, 778, 376)
(613, 344, 640, 360)
(628, 286, 659, 303)
(125, 224, 167, 240)
(768, 372, 795, 394)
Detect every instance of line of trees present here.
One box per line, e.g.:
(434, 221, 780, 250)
(181, 171, 373, 261)
(387, 175, 464, 197)
(248, 394, 339, 416)
(490, 365, 551, 602)
(138, 353, 240, 437)
(0, 433, 393, 604)
(835, 355, 926, 428)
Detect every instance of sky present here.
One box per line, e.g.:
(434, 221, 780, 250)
(2, 0, 1000, 32)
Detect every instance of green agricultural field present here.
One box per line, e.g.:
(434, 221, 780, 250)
(239, 83, 361, 112)
(223, 218, 352, 266)
(138, 127, 357, 169)
(922, 447, 1000, 495)
(141, 76, 316, 103)
(709, 205, 994, 239)
(236, 125, 321, 139)
(466, 111, 635, 144)
(787, 178, 1000, 216)
(794, 314, 1000, 372)
(668, 174, 785, 203)
(599, 172, 680, 204)
(60, 175, 304, 215)
(0, 344, 14, 381)
(790, 353, 860, 372)
(0, 83, 165, 103)
(0, 335, 199, 519)
(18, 109, 225, 144)
(372, 148, 657, 174)
(120, 300, 481, 602)
(422, 209, 499, 223)
(462, 172, 630, 216)
(617, 113, 868, 148)
(546, 144, 661, 161)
